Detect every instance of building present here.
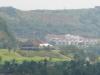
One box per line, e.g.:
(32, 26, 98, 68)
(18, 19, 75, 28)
(18, 38, 53, 50)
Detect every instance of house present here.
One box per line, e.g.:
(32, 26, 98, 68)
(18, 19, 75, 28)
(18, 38, 53, 50)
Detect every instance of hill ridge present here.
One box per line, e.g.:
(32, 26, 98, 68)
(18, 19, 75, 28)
(0, 6, 100, 38)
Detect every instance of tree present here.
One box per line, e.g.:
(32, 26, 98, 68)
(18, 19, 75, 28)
(0, 17, 17, 51)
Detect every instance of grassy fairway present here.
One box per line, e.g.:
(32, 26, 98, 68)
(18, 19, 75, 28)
(0, 49, 72, 63)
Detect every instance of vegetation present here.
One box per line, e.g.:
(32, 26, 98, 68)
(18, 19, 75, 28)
(0, 7, 100, 39)
(0, 7, 100, 75)
(0, 59, 100, 75)
(0, 17, 16, 50)
(0, 47, 99, 75)
(0, 49, 71, 63)
(59, 45, 100, 62)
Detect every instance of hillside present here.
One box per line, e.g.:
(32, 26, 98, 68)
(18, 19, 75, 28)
(0, 7, 100, 38)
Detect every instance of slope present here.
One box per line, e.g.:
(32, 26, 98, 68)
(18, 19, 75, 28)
(0, 7, 100, 38)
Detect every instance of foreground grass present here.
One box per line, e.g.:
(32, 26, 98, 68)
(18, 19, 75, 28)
(0, 49, 72, 63)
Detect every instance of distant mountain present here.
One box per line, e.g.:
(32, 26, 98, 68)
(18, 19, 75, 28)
(0, 6, 100, 38)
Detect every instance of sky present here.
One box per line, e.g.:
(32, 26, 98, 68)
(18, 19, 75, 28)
(0, 0, 100, 10)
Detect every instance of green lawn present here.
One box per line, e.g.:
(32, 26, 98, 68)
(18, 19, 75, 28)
(0, 49, 72, 63)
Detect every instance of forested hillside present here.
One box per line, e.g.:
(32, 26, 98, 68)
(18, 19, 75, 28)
(0, 6, 100, 38)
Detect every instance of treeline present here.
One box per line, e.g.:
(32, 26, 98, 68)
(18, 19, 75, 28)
(0, 59, 100, 75)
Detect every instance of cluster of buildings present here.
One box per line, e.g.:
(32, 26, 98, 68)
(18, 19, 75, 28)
(46, 34, 99, 47)
(17, 34, 100, 50)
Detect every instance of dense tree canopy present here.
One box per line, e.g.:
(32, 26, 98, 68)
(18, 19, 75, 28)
(0, 59, 100, 75)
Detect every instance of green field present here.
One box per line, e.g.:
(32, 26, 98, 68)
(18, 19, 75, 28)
(0, 49, 72, 63)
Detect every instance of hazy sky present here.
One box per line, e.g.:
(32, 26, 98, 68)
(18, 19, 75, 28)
(0, 0, 100, 10)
